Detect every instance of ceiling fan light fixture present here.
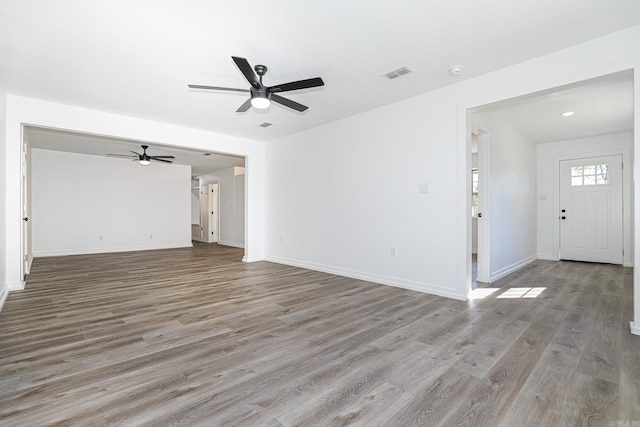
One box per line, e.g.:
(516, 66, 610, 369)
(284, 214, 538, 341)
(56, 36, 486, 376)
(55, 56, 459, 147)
(139, 158, 151, 166)
(250, 91, 271, 109)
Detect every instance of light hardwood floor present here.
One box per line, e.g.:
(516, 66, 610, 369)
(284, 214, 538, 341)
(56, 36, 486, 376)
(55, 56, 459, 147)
(1, 243, 638, 426)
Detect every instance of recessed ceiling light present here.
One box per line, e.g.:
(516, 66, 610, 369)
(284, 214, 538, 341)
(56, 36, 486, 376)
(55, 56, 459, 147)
(561, 111, 575, 117)
(259, 122, 273, 128)
(202, 152, 211, 156)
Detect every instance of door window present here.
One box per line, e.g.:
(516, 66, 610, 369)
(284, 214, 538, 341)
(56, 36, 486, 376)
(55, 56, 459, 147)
(571, 164, 609, 186)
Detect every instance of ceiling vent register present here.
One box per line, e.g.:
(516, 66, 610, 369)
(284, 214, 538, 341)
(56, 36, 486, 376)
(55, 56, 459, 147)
(383, 66, 414, 80)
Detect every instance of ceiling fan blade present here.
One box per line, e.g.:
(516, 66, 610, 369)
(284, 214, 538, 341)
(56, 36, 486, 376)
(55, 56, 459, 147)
(150, 156, 175, 160)
(271, 94, 308, 112)
(151, 158, 173, 163)
(232, 56, 261, 89)
(188, 84, 250, 93)
(236, 98, 252, 113)
(269, 77, 324, 93)
(129, 151, 142, 156)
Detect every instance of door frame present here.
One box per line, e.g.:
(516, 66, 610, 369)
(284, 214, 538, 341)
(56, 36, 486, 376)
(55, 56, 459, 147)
(552, 148, 631, 266)
(208, 181, 219, 243)
(475, 129, 491, 283)
(21, 133, 32, 278)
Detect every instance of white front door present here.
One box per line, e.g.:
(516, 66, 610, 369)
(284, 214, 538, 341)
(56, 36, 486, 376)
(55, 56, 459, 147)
(559, 155, 623, 264)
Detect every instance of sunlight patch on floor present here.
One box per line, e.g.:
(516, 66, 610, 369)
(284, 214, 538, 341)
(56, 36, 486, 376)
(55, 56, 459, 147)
(497, 287, 546, 299)
(470, 287, 546, 300)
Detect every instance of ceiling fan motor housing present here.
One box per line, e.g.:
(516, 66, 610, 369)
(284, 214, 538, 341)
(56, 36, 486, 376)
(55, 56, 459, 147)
(254, 64, 268, 77)
(251, 87, 271, 100)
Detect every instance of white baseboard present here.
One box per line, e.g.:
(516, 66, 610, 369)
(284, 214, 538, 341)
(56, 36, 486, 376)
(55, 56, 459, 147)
(536, 254, 559, 261)
(33, 242, 193, 257)
(243, 255, 265, 263)
(218, 241, 245, 249)
(8, 280, 25, 291)
(631, 321, 640, 336)
(490, 255, 538, 282)
(0, 288, 8, 313)
(264, 255, 467, 301)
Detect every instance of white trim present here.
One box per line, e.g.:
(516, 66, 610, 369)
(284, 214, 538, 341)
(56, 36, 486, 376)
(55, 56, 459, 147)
(27, 254, 33, 274)
(633, 66, 640, 334)
(266, 256, 467, 301)
(217, 240, 244, 249)
(32, 242, 193, 257)
(0, 289, 8, 312)
(489, 256, 538, 283)
(536, 254, 559, 261)
(242, 255, 264, 263)
(8, 280, 25, 291)
(476, 130, 491, 283)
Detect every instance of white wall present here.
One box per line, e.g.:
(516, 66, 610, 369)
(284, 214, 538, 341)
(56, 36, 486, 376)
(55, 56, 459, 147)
(537, 132, 633, 264)
(266, 88, 463, 299)
(31, 149, 192, 255)
(0, 84, 7, 309)
(472, 113, 538, 281)
(266, 26, 640, 301)
(199, 166, 245, 248)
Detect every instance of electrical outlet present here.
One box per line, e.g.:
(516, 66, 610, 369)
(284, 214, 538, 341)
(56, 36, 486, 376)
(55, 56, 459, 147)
(390, 247, 397, 257)
(280, 236, 285, 243)
(149, 234, 153, 239)
(98, 235, 103, 241)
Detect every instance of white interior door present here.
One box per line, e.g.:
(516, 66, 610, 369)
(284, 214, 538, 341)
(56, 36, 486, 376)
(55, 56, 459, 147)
(476, 131, 491, 283)
(200, 184, 209, 240)
(22, 138, 32, 276)
(209, 182, 219, 242)
(559, 155, 623, 264)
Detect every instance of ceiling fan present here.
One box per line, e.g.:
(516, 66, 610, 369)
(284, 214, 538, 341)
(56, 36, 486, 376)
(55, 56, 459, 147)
(106, 145, 175, 166)
(188, 56, 324, 113)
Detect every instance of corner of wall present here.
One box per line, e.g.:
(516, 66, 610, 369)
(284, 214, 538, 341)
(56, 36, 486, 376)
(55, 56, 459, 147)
(0, 87, 8, 309)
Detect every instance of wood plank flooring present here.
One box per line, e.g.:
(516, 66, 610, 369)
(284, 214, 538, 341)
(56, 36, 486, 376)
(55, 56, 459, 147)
(0, 243, 638, 426)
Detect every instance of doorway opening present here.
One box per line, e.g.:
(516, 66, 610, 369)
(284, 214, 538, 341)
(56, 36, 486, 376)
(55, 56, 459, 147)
(464, 69, 633, 297)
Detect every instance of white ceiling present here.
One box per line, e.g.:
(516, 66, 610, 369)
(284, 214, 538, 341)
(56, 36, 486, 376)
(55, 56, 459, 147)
(26, 127, 245, 177)
(471, 70, 635, 144)
(1, 1, 639, 170)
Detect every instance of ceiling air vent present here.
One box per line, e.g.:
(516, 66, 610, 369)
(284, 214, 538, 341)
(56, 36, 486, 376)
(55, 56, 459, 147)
(259, 122, 273, 128)
(383, 65, 414, 80)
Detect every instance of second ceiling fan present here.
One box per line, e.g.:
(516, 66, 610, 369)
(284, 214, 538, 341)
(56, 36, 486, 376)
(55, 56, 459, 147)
(189, 56, 324, 113)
